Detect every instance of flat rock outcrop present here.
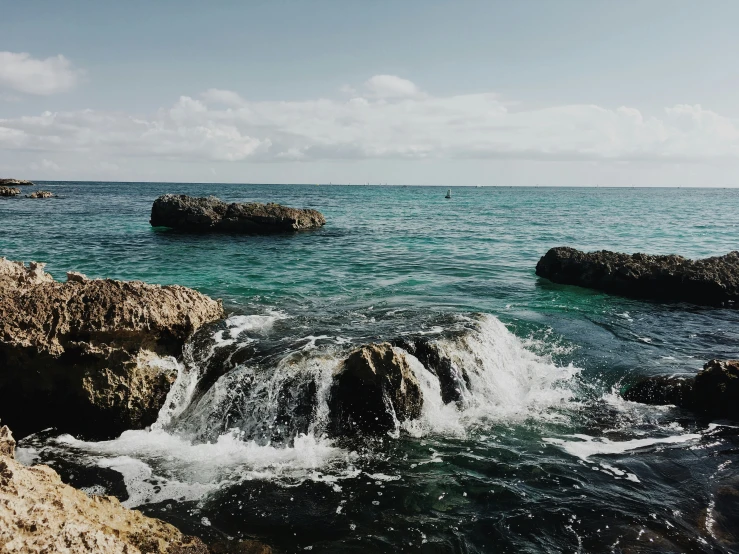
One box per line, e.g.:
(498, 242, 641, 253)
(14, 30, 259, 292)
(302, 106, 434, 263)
(623, 359, 739, 420)
(329, 343, 422, 436)
(0, 179, 33, 186)
(27, 190, 54, 198)
(0, 187, 20, 197)
(0, 258, 224, 439)
(150, 194, 326, 233)
(536, 247, 739, 306)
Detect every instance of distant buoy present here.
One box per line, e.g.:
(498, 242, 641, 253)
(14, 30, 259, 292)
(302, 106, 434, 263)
(445, 189, 452, 199)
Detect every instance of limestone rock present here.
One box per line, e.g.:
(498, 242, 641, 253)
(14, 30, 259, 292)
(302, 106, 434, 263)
(0, 426, 14, 458)
(536, 247, 739, 306)
(150, 194, 326, 233)
(0, 186, 20, 197)
(27, 190, 54, 198)
(329, 343, 422, 436)
(67, 270, 89, 282)
(0, 178, 33, 186)
(0, 258, 224, 439)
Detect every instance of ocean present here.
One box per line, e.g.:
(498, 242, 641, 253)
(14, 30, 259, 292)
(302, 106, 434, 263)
(3, 182, 739, 552)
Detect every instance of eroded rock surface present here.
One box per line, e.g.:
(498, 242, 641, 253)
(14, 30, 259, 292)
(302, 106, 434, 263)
(27, 190, 54, 198)
(0, 187, 20, 197)
(622, 359, 739, 420)
(536, 247, 739, 305)
(329, 343, 422, 436)
(151, 194, 326, 233)
(0, 179, 33, 186)
(0, 258, 224, 438)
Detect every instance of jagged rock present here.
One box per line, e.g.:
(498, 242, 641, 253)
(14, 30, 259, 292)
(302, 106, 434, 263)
(0, 186, 20, 197)
(391, 336, 468, 404)
(27, 190, 54, 198)
(67, 270, 89, 282)
(0, 258, 224, 439)
(0, 426, 14, 458)
(150, 194, 326, 233)
(329, 343, 422, 436)
(0, 178, 33, 186)
(622, 359, 739, 420)
(536, 247, 739, 306)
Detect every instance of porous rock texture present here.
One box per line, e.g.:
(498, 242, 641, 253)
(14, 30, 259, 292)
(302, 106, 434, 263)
(0, 187, 20, 197)
(0, 179, 33, 186)
(536, 247, 739, 306)
(150, 194, 326, 233)
(329, 343, 422, 436)
(623, 359, 739, 420)
(27, 190, 54, 198)
(0, 258, 224, 439)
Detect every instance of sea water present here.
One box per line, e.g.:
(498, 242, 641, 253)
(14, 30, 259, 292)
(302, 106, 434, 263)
(3, 183, 739, 552)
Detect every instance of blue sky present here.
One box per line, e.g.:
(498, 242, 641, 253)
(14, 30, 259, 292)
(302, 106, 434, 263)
(1, 0, 739, 185)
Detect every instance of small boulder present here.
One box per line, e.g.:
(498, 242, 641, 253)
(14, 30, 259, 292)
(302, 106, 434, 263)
(66, 271, 89, 282)
(693, 359, 739, 420)
(150, 194, 326, 233)
(0, 426, 14, 458)
(622, 375, 695, 408)
(0, 187, 20, 197)
(328, 343, 422, 436)
(27, 190, 54, 198)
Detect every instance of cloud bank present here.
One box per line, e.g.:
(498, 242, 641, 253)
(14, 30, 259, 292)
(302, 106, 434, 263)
(0, 52, 83, 95)
(1, 74, 739, 179)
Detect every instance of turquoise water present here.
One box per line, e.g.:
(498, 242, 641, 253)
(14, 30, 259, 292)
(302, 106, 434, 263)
(4, 183, 739, 552)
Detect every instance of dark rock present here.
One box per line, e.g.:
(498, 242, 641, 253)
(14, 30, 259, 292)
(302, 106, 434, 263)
(536, 246, 739, 306)
(329, 343, 422, 436)
(622, 375, 695, 408)
(0, 187, 20, 197)
(693, 359, 739, 420)
(26, 190, 54, 198)
(0, 179, 33, 186)
(150, 194, 326, 233)
(0, 258, 224, 439)
(391, 337, 468, 404)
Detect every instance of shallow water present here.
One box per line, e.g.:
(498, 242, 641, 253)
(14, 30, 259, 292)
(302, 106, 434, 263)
(4, 183, 739, 552)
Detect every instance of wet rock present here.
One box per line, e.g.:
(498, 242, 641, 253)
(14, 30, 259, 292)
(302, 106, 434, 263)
(0, 445, 210, 553)
(67, 270, 89, 282)
(536, 246, 739, 306)
(693, 359, 739, 420)
(0, 426, 14, 458)
(622, 375, 695, 409)
(0, 178, 33, 186)
(0, 258, 224, 439)
(391, 336, 468, 404)
(622, 359, 739, 421)
(150, 194, 326, 233)
(0, 186, 20, 197)
(26, 190, 54, 198)
(329, 343, 422, 436)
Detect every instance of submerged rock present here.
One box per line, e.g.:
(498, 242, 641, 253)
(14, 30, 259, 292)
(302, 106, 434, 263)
(622, 359, 739, 420)
(536, 247, 739, 306)
(329, 343, 422, 436)
(26, 190, 54, 198)
(150, 194, 326, 233)
(0, 178, 33, 186)
(0, 186, 20, 197)
(0, 258, 224, 439)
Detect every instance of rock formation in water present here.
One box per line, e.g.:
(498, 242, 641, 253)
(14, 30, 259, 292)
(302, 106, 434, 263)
(0, 186, 20, 197)
(623, 359, 739, 420)
(27, 190, 54, 198)
(150, 194, 326, 233)
(329, 343, 422, 436)
(0, 258, 224, 439)
(536, 247, 739, 306)
(0, 178, 33, 186)
(0, 426, 271, 554)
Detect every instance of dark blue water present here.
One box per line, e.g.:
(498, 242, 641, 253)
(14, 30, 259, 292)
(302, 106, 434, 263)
(4, 183, 739, 552)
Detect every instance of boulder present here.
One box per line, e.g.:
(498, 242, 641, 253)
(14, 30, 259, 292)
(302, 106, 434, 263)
(328, 343, 422, 436)
(0, 179, 33, 186)
(0, 258, 224, 439)
(622, 359, 739, 420)
(536, 247, 739, 306)
(0, 187, 20, 197)
(391, 336, 468, 404)
(150, 194, 326, 233)
(27, 190, 54, 198)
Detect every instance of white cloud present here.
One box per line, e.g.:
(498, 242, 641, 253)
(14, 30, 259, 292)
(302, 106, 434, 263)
(1, 75, 739, 169)
(0, 52, 83, 95)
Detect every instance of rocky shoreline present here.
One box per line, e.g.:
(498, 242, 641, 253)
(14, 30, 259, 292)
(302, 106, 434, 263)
(0, 179, 34, 186)
(150, 194, 326, 233)
(536, 246, 739, 306)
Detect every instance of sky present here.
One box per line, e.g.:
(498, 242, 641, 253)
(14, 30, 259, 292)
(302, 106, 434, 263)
(1, 0, 739, 186)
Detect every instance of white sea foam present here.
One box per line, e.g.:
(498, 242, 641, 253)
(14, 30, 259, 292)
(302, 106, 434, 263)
(214, 311, 289, 347)
(543, 433, 701, 461)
